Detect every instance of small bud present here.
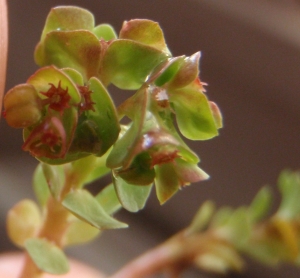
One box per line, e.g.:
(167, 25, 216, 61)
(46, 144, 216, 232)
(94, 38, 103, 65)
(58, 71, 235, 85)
(4, 84, 42, 128)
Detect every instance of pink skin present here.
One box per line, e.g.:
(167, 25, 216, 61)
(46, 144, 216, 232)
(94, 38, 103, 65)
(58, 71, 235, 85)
(0, 253, 105, 278)
(0, 0, 8, 115)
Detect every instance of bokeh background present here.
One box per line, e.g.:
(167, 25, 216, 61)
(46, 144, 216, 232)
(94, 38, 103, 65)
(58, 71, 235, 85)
(1, 1, 300, 277)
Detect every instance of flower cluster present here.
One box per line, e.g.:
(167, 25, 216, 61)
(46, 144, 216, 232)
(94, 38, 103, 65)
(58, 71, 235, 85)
(4, 6, 222, 205)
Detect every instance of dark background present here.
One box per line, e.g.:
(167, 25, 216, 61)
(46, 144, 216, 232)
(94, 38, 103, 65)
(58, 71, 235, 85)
(1, 0, 300, 277)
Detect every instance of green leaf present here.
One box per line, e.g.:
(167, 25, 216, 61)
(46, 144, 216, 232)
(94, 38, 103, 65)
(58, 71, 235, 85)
(248, 186, 272, 223)
(95, 183, 122, 215)
(7, 200, 41, 247)
(187, 201, 215, 234)
(168, 52, 200, 89)
(106, 122, 140, 169)
(169, 86, 219, 140)
(101, 39, 168, 89)
(84, 152, 111, 184)
(63, 216, 100, 246)
(113, 175, 152, 212)
(119, 19, 170, 53)
(36, 31, 101, 81)
(69, 155, 97, 188)
(173, 158, 209, 185)
(85, 77, 120, 156)
(41, 163, 65, 199)
(62, 189, 127, 229)
(116, 152, 155, 186)
(25, 238, 69, 275)
(277, 170, 300, 220)
(155, 163, 179, 204)
(40, 6, 94, 41)
(33, 164, 50, 207)
(154, 56, 184, 87)
(62, 68, 84, 86)
(213, 207, 251, 247)
(93, 24, 117, 40)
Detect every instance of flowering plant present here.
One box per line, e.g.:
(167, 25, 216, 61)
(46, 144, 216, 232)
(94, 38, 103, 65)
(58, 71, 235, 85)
(2, 5, 300, 278)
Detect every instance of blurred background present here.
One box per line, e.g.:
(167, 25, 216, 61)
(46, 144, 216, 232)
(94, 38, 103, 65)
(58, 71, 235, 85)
(1, 0, 300, 277)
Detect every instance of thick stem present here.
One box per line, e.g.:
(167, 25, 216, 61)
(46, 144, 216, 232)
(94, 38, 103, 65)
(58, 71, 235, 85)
(108, 231, 216, 278)
(0, 0, 8, 115)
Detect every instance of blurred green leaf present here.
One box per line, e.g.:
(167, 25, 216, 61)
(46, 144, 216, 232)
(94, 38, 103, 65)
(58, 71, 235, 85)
(93, 24, 117, 40)
(62, 189, 127, 229)
(248, 186, 272, 223)
(63, 216, 100, 246)
(113, 175, 152, 212)
(277, 170, 300, 219)
(101, 39, 168, 89)
(33, 164, 50, 207)
(84, 152, 111, 184)
(188, 201, 215, 234)
(25, 238, 69, 274)
(213, 207, 251, 247)
(95, 183, 122, 215)
(41, 163, 65, 199)
(7, 200, 41, 247)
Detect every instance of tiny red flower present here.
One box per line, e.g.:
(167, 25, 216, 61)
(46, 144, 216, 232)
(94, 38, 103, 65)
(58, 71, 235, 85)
(41, 81, 71, 113)
(22, 116, 67, 159)
(77, 85, 95, 113)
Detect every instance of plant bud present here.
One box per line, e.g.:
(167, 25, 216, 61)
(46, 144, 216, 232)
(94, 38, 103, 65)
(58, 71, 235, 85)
(4, 84, 42, 128)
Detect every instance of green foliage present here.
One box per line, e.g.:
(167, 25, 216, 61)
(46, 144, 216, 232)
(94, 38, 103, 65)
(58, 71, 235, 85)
(179, 170, 300, 274)
(25, 238, 69, 274)
(3, 5, 227, 277)
(62, 189, 127, 229)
